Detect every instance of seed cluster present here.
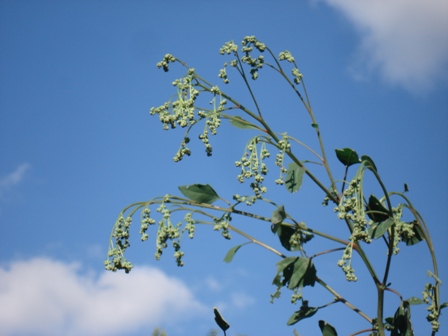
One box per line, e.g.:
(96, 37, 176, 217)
(235, 136, 270, 198)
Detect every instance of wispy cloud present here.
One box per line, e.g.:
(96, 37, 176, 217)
(0, 258, 207, 336)
(0, 163, 30, 197)
(323, 0, 448, 93)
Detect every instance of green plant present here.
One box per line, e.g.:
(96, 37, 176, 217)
(104, 36, 446, 335)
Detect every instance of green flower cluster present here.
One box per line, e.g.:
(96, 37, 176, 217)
(155, 201, 185, 266)
(274, 134, 290, 185)
(104, 216, 133, 273)
(423, 282, 442, 332)
(240, 36, 266, 80)
(139, 207, 156, 241)
(213, 213, 232, 239)
(337, 243, 358, 282)
(156, 54, 176, 72)
(235, 136, 270, 198)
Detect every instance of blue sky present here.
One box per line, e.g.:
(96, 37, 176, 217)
(0, 1, 447, 335)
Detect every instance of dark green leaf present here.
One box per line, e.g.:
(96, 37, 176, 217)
(361, 155, 378, 171)
(285, 162, 305, 193)
(178, 184, 219, 204)
(213, 307, 230, 332)
(223, 243, 248, 263)
(272, 224, 296, 251)
(335, 148, 360, 167)
(288, 258, 317, 290)
(271, 205, 286, 225)
(385, 317, 394, 326)
(404, 183, 409, 192)
(441, 302, 448, 310)
(272, 257, 297, 287)
(318, 320, 338, 336)
(367, 217, 394, 239)
(287, 306, 318, 326)
(401, 221, 425, 246)
(366, 195, 390, 222)
(229, 116, 259, 130)
(391, 301, 412, 336)
(311, 123, 319, 128)
(407, 297, 424, 305)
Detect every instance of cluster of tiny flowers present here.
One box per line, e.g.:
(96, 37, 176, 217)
(337, 244, 358, 282)
(389, 205, 416, 255)
(290, 289, 303, 304)
(182, 212, 196, 238)
(322, 188, 339, 206)
(235, 137, 269, 198)
(156, 53, 176, 72)
(213, 213, 232, 239)
(422, 283, 441, 331)
(292, 67, 303, 85)
(278, 50, 295, 63)
(154, 201, 185, 266)
(239, 36, 266, 80)
(218, 63, 230, 84)
(139, 207, 156, 241)
(274, 134, 290, 185)
(232, 194, 258, 206)
(334, 179, 370, 243)
(219, 40, 238, 55)
(150, 71, 199, 131)
(173, 137, 191, 162)
(104, 216, 134, 273)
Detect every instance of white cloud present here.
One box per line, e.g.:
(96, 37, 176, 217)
(0, 163, 30, 197)
(323, 0, 448, 92)
(0, 258, 207, 336)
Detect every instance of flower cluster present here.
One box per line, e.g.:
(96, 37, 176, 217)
(139, 207, 156, 241)
(334, 178, 370, 243)
(156, 54, 176, 72)
(423, 282, 442, 332)
(104, 216, 134, 273)
(219, 40, 238, 55)
(150, 70, 199, 131)
(278, 50, 295, 63)
(154, 201, 185, 266)
(235, 136, 270, 198)
(274, 134, 290, 185)
(240, 36, 265, 80)
(337, 243, 358, 282)
(213, 213, 232, 239)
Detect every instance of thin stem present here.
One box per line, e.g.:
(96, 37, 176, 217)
(316, 277, 372, 324)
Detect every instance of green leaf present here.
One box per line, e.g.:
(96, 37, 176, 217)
(223, 243, 248, 263)
(401, 222, 425, 246)
(288, 257, 317, 290)
(361, 154, 378, 171)
(366, 195, 390, 223)
(391, 301, 412, 336)
(311, 123, 319, 128)
(178, 184, 219, 204)
(285, 162, 305, 193)
(272, 224, 297, 251)
(367, 217, 394, 239)
(318, 320, 338, 336)
(213, 307, 230, 332)
(272, 257, 316, 290)
(271, 205, 286, 225)
(335, 148, 360, 167)
(287, 306, 318, 326)
(229, 116, 259, 130)
(427, 270, 442, 284)
(407, 297, 425, 305)
(441, 302, 448, 310)
(293, 329, 300, 336)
